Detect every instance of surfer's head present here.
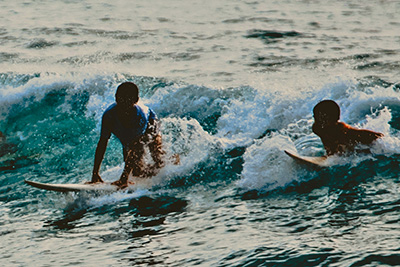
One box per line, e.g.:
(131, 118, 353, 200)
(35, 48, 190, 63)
(313, 100, 340, 124)
(115, 82, 139, 109)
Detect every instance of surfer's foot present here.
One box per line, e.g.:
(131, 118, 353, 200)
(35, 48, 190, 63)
(111, 179, 128, 189)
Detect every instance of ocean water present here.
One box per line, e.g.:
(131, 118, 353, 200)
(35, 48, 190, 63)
(1, 0, 400, 266)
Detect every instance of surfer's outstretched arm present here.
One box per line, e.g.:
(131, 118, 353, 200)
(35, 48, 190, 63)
(90, 136, 108, 183)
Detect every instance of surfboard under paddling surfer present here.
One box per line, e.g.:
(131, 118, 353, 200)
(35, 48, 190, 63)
(88, 82, 166, 189)
(312, 100, 383, 156)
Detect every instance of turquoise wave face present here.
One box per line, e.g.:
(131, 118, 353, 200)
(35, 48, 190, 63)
(2, 84, 93, 179)
(1, 72, 400, 189)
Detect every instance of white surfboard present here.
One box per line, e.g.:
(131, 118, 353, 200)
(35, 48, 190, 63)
(284, 150, 329, 167)
(25, 180, 123, 193)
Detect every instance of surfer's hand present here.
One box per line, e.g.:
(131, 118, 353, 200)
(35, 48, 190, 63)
(87, 173, 104, 184)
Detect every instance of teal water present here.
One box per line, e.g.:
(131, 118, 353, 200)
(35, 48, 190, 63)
(1, 0, 400, 266)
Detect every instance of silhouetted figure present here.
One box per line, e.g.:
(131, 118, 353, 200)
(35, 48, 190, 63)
(312, 100, 383, 156)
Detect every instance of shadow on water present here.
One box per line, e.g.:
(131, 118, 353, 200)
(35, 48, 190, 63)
(44, 194, 188, 233)
(124, 196, 188, 242)
(128, 195, 187, 217)
(44, 195, 90, 230)
(45, 208, 87, 230)
(111, 195, 188, 266)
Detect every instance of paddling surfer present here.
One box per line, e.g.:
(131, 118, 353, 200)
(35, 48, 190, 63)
(89, 82, 165, 188)
(312, 100, 383, 156)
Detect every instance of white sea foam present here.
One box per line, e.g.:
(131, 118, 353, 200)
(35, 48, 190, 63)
(238, 134, 299, 191)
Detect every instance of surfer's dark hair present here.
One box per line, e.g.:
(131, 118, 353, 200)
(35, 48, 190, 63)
(116, 82, 139, 104)
(313, 100, 340, 121)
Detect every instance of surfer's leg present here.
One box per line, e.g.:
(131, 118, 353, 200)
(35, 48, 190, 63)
(124, 141, 145, 179)
(148, 134, 165, 170)
(112, 141, 145, 187)
(143, 134, 166, 177)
